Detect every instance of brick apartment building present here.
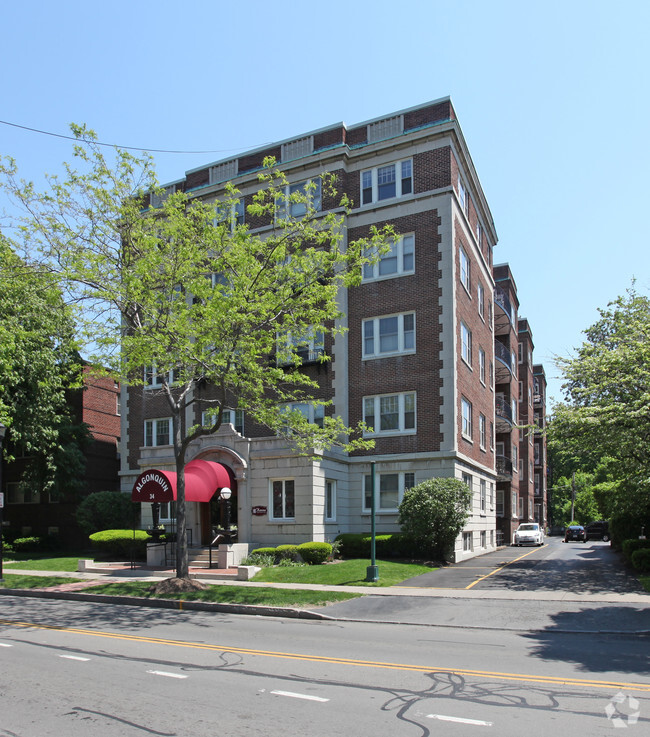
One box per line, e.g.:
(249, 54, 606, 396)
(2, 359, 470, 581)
(2, 366, 121, 545)
(121, 98, 547, 560)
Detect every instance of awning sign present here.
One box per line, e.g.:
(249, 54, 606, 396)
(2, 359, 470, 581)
(132, 470, 175, 503)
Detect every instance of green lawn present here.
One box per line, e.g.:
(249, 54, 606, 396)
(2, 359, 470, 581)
(3, 556, 83, 572)
(252, 558, 436, 587)
(0, 574, 84, 588)
(83, 581, 360, 608)
(640, 575, 650, 593)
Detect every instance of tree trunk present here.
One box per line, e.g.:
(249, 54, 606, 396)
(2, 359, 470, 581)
(173, 411, 189, 579)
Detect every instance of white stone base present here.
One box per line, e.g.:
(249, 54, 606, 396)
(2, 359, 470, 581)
(146, 543, 167, 566)
(217, 542, 250, 569)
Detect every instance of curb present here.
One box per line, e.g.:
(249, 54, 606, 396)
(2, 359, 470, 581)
(0, 587, 330, 620)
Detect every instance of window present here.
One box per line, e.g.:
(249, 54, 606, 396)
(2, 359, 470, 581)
(6, 482, 40, 505)
(215, 200, 245, 229)
(363, 392, 416, 435)
(159, 501, 176, 522)
(479, 348, 486, 385)
(461, 397, 472, 439)
(459, 247, 470, 292)
(461, 321, 472, 366)
(489, 360, 494, 389)
(479, 414, 487, 449)
(282, 402, 324, 429)
(480, 530, 487, 548)
(277, 328, 325, 365)
(325, 479, 336, 521)
(518, 343, 523, 364)
(518, 381, 523, 400)
(271, 479, 295, 520)
(496, 489, 504, 516)
(477, 221, 483, 247)
(534, 473, 541, 493)
(361, 159, 412, 205)
(518, 496, 524, 519)
(462, 473, 473, 489)
(480, 480, 487, 512)
(490, 482, 494, 510)
(477, 282, 485, 318)
(528, 387, 532, 407)
(363, 234, 414, 281)
(202, 408, 244, 435)
(513, 444, 518, 470)
(463, 531, 473, 551)
(144, 418, 171, 447)
(458, 176, 469, 216)
(490, 421, 494, 449)
(144, 366, 174, 388)
(488, 300, 493, 331)
(277, 178, 322, 219)
(364, 471, 415, 512)
(363, 313, 415, 358)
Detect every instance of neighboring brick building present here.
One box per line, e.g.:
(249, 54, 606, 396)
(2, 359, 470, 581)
(2, 366, 121, 545)
(121, 98, 547, 561)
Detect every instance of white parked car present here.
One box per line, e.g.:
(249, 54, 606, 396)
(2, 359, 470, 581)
(513, 523, 545, 546)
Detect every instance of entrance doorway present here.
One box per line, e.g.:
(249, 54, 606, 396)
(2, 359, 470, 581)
(199, 477, 237, 546)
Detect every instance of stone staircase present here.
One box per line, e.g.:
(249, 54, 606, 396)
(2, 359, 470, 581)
(187, 547, 218, 569)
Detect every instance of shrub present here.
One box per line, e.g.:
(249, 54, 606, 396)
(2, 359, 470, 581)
(333, 532, 415, 559)
(631, 548, 650, 572)
(399, 477, 472, 560)
(296, 542, 331, 565)
(621, 538, 650, 562)
(2, 540, 15, 555)
(76, 491, 139, 535)
(12, 536, 42, 552)
(89, 529, 150, 559)
(241, 552, 275, 567)
(249, 547, 276, 557)
(609, 512, 650, 551)
(275, 544, 299, 561)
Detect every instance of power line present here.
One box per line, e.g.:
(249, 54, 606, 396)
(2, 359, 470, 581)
(0, 119, 267, 155)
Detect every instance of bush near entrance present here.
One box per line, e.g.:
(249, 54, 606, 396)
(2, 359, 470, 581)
(334, 533, 413, 559)
(89, 529, 150, 559)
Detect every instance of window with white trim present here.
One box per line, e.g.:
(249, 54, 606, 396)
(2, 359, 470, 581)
(458, 176, 469, 216)
(459, 247, 470, 292)
(277, 178, 322, 219)
(144, 367, 174, 388)
(215, 200, 245, 229)
(477, 281, 485, 318)
(361, 159, 412, 205)
(144, 418, 171, 447)
(159, 501, 176, 522)
(463, 531, 473, 551)
(518, 496, 524, 519)
(363, 313, 415, 358)
(325, 479, 336, 521)
(496, 489, 504, 516)
(363, 234, 414, 281)
(477, 221, 483, 247)
(271, 479, 295, 520)
(512, 490, 518, 519)
(479, 413, 487, 450)
(461, 321, 472, 366)
(462, 473, 473, 489)
(480, 530, 487, 548)
(282, 402, 324, 429)
(461, 397, 472, 439)
(277, 327, 325, 365)
(363, 471, 414, 512)
(202, 408, 244, 435)
(479, 347, 486, 385)
(363, 392, 416, 435)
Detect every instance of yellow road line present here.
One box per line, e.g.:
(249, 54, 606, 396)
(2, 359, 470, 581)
(465, 546, 544, 589)
(1, 618, 648, 693)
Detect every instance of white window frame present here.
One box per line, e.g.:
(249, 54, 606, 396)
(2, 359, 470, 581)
(361, 159, 413, 205)
(363, 392, 416, 436)
(459, 247, 471, 293)
(276, 177, 322, 219)
(458, 176, 469, 216)
(144, 366, 174, 389)
(463, 531, 473, 552)
(363, 312, 415, 359)
(461, 321, 472, 367)
(479, 347, 486, 385)
(282, 402, 324, 429)
(277, 327, 325, 365)
(461, 397, 473, 440)
(479, 413, 487, 450)
(202, 408, 244, 435)
(144, 417, 172, 447)
(270, 479, 295, 521)
(363, 233, 415, 281)
(325, 479, 336, 522)
(512, 490, 519, 519)
(159, 501, 176, 522)
(477, 281, 485, 319)
(496, 489, 504, 517)
(363, 471, 415, 513)
(214, 200, 245, 230)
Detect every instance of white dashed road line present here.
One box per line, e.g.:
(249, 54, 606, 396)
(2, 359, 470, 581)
(59, 655, 91, 661)
(271, 690, 329, 702)
(146, 670, 189, 679)
(428, 714, 493, 726)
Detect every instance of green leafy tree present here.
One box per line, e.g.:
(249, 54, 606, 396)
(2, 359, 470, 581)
(549, 287, 650, 525)
(1, 126, 389, 585)
(76, 490, 139, 535)
(398, 477, 472, 560)
(0, 236, 89, 497)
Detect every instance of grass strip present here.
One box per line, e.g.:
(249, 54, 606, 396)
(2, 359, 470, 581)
(83, 581, 361, 608)
(252, 558, 437, 587)
(0, 575, 84, 589)
(3, 557, 83, 572)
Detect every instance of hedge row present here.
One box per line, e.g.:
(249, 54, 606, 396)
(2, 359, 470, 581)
(333, 532, 415, 559)
(89, 529, 151, 559)
(249, 542, 332, 565)
(621, 538, 650, 564)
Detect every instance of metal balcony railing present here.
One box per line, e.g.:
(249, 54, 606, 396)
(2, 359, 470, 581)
(495, 396, 513, 424)
(496, 454, 513, 479)
(495, 285, 514, 326)
(494, 340, 512, 374)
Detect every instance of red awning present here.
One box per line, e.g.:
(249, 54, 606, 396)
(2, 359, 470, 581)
(131, 460, 232, 503)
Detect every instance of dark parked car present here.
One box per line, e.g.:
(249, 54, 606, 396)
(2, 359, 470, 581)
(585, 520, 610, 541)
(564, 525, 587, 543)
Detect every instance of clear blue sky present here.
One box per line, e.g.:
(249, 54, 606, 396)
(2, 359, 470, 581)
(2, 0, 648, 405)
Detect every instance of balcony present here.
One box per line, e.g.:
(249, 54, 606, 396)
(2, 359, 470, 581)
(495, 395, 513, 432)
(494, 285, 515, 333)
(494, 340, 513, 382)
(277, 347, 327, 370)
(496, 454, 513, 480)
